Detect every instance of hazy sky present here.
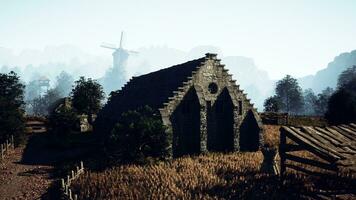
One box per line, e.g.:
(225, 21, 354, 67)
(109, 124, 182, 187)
(1, 0, 356, 79)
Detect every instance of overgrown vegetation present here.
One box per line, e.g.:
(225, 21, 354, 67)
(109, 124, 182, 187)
(46, 76, 104, 131)
(48, 105, 78, 136)
(64, 124, 355, 199)
(32, 88, 61, 116)
(0, 71, 26, 144)
(44, 76, 105, 149)
(105, 106, 172, 164)
(326, 65, 356, 124)
(71, 150, 355, 200)
(71, 77, 104, 122)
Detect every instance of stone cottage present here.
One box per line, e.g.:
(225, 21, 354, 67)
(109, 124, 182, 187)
(51, 97, 94, 133)
(95, 53, 263, 157)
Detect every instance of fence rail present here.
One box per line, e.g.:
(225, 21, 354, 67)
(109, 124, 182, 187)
(61, 161, 85, 200)
(0, 135, 15, 160)
(279, 124, 356, 175)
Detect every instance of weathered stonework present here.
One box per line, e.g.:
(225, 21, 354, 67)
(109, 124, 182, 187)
(200, 104, 208, 153)
(96, 53, 264, 157)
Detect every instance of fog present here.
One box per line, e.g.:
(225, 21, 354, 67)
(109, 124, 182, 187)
(0, 45, 274, 110)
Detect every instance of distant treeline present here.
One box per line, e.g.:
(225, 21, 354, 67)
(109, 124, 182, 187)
(264, 65, 356, 125)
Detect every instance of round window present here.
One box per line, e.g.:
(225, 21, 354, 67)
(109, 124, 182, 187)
(208, 83, 218, 94)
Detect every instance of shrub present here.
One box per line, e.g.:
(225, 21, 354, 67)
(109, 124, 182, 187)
(0, 71, 26, 144)
(325, 89, 356, 125)
(325, 66, 356, 125)
(106, 106, 171, 164)
(49, 106, 78, 136)
(71, 77, 104, 123)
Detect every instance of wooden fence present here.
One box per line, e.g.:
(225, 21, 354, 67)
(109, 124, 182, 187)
(279, 123, 356, 176)
(0, 135, 15, 161)
(260, 112, 289, 125)
(260, 112, 327, 126)
(25, 120, 47, 134)
(61, 161, 85, 200)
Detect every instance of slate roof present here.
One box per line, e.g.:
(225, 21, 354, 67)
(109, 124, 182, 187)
(95, 56, 206, 134)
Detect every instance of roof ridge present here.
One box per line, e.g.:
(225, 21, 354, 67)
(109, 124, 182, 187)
(133, 57, 206, 79)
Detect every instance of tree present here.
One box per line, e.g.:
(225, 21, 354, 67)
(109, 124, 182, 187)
(275, 75, 304, 114)
(303, 89, 317, 115)
(106, 106, 171, 164)
(25, 80, 41, 101)
(325, 66, 356, 124)
(49, 105, 78, 136)
(325, 89, 356, 125)
(54, 71, 74, 97)
(0, 71, 25, 143)
(71, 77, 104, 121)
(263, 96, 280, 112)
(337, 65, 356, 90)
(32, 88, 61, 116)
(314, 87, 334, 116)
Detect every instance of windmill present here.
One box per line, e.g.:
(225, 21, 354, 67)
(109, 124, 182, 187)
(101, 31, 138, 71)
(100, 32, 138, 94)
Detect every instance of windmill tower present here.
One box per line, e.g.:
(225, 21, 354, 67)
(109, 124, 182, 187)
(101, 32, 138, 94)
(101, 32, 138, 73)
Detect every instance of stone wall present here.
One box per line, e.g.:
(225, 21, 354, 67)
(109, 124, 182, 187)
(160, 53, 263, 157)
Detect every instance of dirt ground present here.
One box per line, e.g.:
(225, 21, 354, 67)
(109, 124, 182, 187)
(0, 133, 94, 200)
(0, 147, 55, 200)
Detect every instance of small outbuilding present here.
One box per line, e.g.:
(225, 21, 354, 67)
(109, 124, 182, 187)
(96, 53, 263, 157)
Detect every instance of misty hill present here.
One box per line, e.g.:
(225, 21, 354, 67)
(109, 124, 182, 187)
(0, 45, 273, 110)
(222, 56, 274, 110)
(299, 50, 356, 93)
(0, 45, 110, 84)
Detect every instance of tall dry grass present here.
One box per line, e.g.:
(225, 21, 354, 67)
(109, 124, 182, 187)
(72, 152, 264, 199)
(263, 125, 281, 148)
(70, 124, 355, 199)
(71, 151, 348, 200)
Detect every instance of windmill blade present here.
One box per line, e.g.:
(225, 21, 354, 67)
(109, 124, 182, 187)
(100, 43, 117, 50)
(128, 50, 139, 54)
(119, 31, 124, 49)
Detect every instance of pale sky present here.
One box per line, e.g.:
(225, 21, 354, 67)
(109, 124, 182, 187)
(1, 0, 356, 79)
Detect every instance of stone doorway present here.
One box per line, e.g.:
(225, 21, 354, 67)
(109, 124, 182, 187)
(208, 88, 235, 152)
(240, 110, 260, 151)
(171, 87, 201, 157)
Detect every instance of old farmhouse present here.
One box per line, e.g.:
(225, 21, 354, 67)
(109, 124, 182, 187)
(95, 53, 263, 157)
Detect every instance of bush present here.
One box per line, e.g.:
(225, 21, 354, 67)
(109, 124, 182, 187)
(49, 106, 78, 136)
(325, 66, 356, 125)
(325, 89, 356, 125)
(0, 71, 26, 144)
(106, 106, 171, 164)
(71, 77, 104, 123)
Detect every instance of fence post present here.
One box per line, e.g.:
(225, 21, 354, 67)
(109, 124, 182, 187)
(11, 135, 14, 149)
(67, 175, 71, 185)
(61, 161, 85, 200)
(1, 144, 3, 159)
(279, 128, 286, 177)
(61, 178, 65, 189)
(69, 189, 72, 200)
(5, 140, 8, 152)
(261, 147, 279, 175)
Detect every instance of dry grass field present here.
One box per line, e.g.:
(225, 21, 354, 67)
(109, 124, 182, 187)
(70, 125, 355, 199)
(263, 124, 281, 148)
